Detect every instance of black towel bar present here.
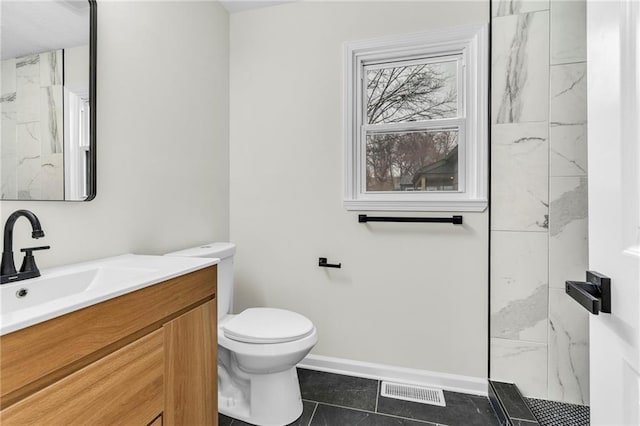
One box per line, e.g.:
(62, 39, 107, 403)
(358, 214, 463, 225)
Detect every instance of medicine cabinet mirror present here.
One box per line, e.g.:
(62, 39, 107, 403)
(1, 0, 96, 201)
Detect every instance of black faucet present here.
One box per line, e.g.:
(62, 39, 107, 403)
(1, 210, 50, 284)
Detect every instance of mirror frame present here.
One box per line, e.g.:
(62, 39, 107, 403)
(1, 0, 97, 202)
(87, 0, 97, 201)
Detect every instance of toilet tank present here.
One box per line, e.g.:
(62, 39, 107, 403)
(165, 242, 236, 319)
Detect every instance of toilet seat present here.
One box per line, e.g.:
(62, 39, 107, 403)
(222, 308, 314, 344)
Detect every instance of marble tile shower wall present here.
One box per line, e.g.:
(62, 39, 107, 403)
(1, 50, 64, 200)
(490, 0, 589, 406)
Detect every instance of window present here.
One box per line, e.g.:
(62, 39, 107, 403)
(64, 89, 90, 200)
(344, 25, 488, 211)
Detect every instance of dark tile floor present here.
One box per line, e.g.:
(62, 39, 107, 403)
(219, 368, 500, 426)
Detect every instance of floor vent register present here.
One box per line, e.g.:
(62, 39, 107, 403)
(380, 381, 446, 407)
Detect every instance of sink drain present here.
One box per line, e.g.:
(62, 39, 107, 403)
(16, 288, 28, 298)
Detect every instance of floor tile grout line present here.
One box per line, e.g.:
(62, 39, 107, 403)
(309, 401, 439, 425)
(305, 400, 376, 415)
(307, 402, 319, 426)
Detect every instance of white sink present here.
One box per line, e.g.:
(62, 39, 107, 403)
(0, 254, 218, 336)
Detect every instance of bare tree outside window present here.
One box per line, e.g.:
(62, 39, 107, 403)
(364, 61, 460, 192)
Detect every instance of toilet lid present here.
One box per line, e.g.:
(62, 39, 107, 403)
(222, 308, 315, 344)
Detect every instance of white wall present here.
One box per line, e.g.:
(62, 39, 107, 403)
(230, 1, 489, 379)
(1, 1, 230, 268)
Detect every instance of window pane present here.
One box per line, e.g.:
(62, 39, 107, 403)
(366, 61, 458, 124)
(365, 130, 458, 192)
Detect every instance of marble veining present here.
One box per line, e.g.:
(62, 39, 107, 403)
(492, 284, 547, 341)
(16, 56, 40, 124)
(551, 149, 584, 173)
(38, 154, 64, 200)
(40, 51, 62, 86)
(2, 49, 64, 200)
(493, 11, 549, 124)
(17, 156, 41, 200)
(548, 177, 589, 404)
(496, 14, 531, 123)
(550, 123, 587, 177)
(16, 54, 39, 69)
(550, 63, 587, 127)
(491, 231, 548, 342)
(492, 0, 549, 17)
(548, 289, 589, 405)
(549, 177, 589, 289)
(550, 63, 587, 179)
(491, 122, 549, 232)
(42, 86, 63, 153)
(549, 177, 587, 237)
(17, 122, 41, 158)
(18, 155, 41, 166)
(0, 93, 16, 104)
(553, 73, 584, 99)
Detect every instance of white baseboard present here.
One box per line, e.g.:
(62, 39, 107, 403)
(298, 354, 488, 397)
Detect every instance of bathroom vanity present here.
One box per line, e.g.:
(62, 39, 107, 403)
(0, 264, 218, 425)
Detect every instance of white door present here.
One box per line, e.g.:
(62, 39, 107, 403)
(587, 0, 640, 424)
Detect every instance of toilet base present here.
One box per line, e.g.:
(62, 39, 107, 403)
(219, 365, 304, 426)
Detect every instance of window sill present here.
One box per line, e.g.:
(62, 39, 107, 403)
(343, 199, 488, 212)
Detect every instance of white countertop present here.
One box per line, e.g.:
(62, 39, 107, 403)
(0, 254, 218, 336)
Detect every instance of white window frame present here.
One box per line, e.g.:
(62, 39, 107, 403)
(64, 88, 90, 200)
(344, 25, 488, 212)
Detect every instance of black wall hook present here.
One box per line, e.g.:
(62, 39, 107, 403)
(319, 257, 341, 268)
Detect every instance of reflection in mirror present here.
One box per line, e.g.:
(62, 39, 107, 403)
(1, 0, 95, 201)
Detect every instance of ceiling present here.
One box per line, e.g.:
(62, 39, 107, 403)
(219, 0, 297, 14)
(1, 0, 299, 61)
(1, 0, 89, 60)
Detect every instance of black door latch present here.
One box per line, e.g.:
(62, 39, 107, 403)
(566, 271, 611, 315)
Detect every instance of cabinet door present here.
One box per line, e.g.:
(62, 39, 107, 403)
(164, 299, 217, 426)
(0, 329, 164, 425)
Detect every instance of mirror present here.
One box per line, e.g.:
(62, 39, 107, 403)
(1, 0, 96, 201)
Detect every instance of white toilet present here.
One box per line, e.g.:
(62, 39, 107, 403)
(166, 243, 318, 426)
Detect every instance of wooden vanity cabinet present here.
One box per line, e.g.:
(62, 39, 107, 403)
(1, 329, 164, 425)
(0, 266, 218, 426)
(165, 300, 217, 425)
